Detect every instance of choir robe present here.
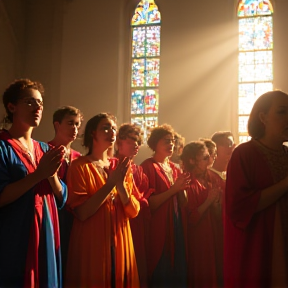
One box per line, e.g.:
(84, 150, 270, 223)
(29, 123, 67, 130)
(130, 163, 151, 288)
(141, 158, 187, 287)
(48, 141, 81, 282)
(225, 140, 288, 288)
(65, 156, 140, 288)
(0, 129, 67, 288)
(186, 170, 223, 288)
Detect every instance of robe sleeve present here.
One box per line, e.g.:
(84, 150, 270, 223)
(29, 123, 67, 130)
(40, 142, 68, 209)
(187, 187, 203, 226)
(122, 166, 140, 218)
(66, 161, 93, 210)
(55, 178, 68, 209)
(226, 143, 263, 229)
(140, 159, 156, 198)
(0, 143, 13, 195)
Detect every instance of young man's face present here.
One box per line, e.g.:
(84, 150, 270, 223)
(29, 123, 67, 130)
(216, 136, 235, 164)
(55, 114, 81, 143)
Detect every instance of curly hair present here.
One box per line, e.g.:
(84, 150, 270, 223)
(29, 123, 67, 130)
(147, 124, 175, 151)
(180, 141, 206, 171)
(2, 79, 44, 123)
(116, 123, 143, 145)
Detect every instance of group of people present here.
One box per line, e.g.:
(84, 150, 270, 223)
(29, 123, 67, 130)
(0, 78, 288, 288)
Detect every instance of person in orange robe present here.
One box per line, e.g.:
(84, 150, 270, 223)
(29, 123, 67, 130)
(181, 141, 223, 288)
(115, 123, 151, 288)
(65, 113, 140, 288)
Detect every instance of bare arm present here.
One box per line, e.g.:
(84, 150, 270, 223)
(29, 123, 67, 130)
(48, 175, 64, 203)
(117, 183, 130, 206)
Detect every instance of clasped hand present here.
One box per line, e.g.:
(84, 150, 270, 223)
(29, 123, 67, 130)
(173, 172, 191, 192)
(36, 146, 66, 180)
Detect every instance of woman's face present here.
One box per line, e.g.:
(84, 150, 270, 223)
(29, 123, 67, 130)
(154, 133, 175, 158)
(192, 147, 210, 173)
(93, 117, 117, 150)
(117, 136, 139, 158)
(208, 148, 217, 168)
(261, 94, 288, 142)
(8, 88, 43, 127)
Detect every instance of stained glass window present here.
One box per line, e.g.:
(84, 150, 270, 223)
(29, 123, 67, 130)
(131, 0, 161, 140)
(237, 0, 273, 143)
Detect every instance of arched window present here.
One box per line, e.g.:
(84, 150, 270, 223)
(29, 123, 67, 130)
(130, 0, 161, 140)
(237, 0, 273, 143)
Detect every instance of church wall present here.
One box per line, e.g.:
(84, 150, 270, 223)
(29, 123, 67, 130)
(1, 0, 288, 158)
(0, 0, 25, 124)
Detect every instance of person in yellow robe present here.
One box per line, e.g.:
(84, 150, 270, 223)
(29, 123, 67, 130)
(65, 113, 140, 288)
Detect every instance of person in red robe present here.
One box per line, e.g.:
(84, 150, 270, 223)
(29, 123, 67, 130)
(181, 141, 223, 288)
(0, 79, 66, 287)
(48, 105, 83, 283)
(65, 113, 140, 288)
(210, 131, 235, 181)
(141, 124, 190, 288)
(115, 123, 151, 288)
(225, 90, 288, 288)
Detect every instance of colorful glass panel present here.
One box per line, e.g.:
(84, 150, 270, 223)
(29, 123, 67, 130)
(239, 17, 273, 51)
(131, 1, 161, 141)
(132, 27, 146, 58)
(131, 59, 145, 87)
(131, 0, 161, 26)
(145, 89, 159, 114)
(131, 89, 159, 115)
(132, 26, 161, 58)
(145, 59, 160, 86)
(237, 0, 273, 143)
(131, 90, 145, 115)
(238, 0, 273, 17)
(146, 26, 161, 57)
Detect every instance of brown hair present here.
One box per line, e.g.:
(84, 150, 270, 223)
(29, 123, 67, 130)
(83, 113, 116, 155)
(181, 141, 206, 171)
(248, 90, 288, 139)
(211, 131, 234, 146)
(199, 138, 216, 155)
(2, 79, 44, 123)
(116, 123, 143, 146)
(147, 124, 175, 151)
(53, 106, 83, 125)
